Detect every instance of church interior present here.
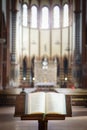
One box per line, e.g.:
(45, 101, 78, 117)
(0, 0, 87, 130)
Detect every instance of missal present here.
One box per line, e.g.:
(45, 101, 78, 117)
(25, 92, 66, 115)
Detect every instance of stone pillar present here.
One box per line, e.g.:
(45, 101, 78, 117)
(11, 12, 17, 63)
(10, 0, 20, 87)
(72, 0, 82, 88)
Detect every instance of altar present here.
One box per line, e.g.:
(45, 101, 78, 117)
(34, 60, 57, 87)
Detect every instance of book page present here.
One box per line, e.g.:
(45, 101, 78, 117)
(26, 92, 45, 114)
(45, 92, 66, 115)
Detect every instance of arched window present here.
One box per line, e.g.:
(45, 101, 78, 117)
(31, 6, 37, 28)
(41, 7, 49, 29)
(22, 4, 28, 26)
(53, 6, 60, 28)
(63, 4, 69, 27)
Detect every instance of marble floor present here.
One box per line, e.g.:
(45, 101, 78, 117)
(0, 106, 87, 130)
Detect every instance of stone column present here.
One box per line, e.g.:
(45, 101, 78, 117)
(10, 0, 20, 87)
(11, 12, 17, 63)
(72, 0, 82, 88)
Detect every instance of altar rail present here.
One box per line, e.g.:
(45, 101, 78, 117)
(0, 88, 87, 106)
(56, 88, 87, 106)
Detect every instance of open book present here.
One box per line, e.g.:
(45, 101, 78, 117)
(25, 92, 66, 115)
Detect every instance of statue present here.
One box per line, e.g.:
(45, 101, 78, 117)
(63, 56, 68, 75)
(23, 56, 27, 79)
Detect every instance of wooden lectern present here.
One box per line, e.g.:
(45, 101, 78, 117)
(14, 89, 72, 130)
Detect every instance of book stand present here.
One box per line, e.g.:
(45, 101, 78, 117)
(14, 90, 69, 130)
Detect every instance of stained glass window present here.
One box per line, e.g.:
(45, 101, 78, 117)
(31, 6, 37, 28)
(63, 4, 69, 27)
(53, 6, 60, 28)
(41, 7, 49, 29)
(23, 4, 28, 26)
